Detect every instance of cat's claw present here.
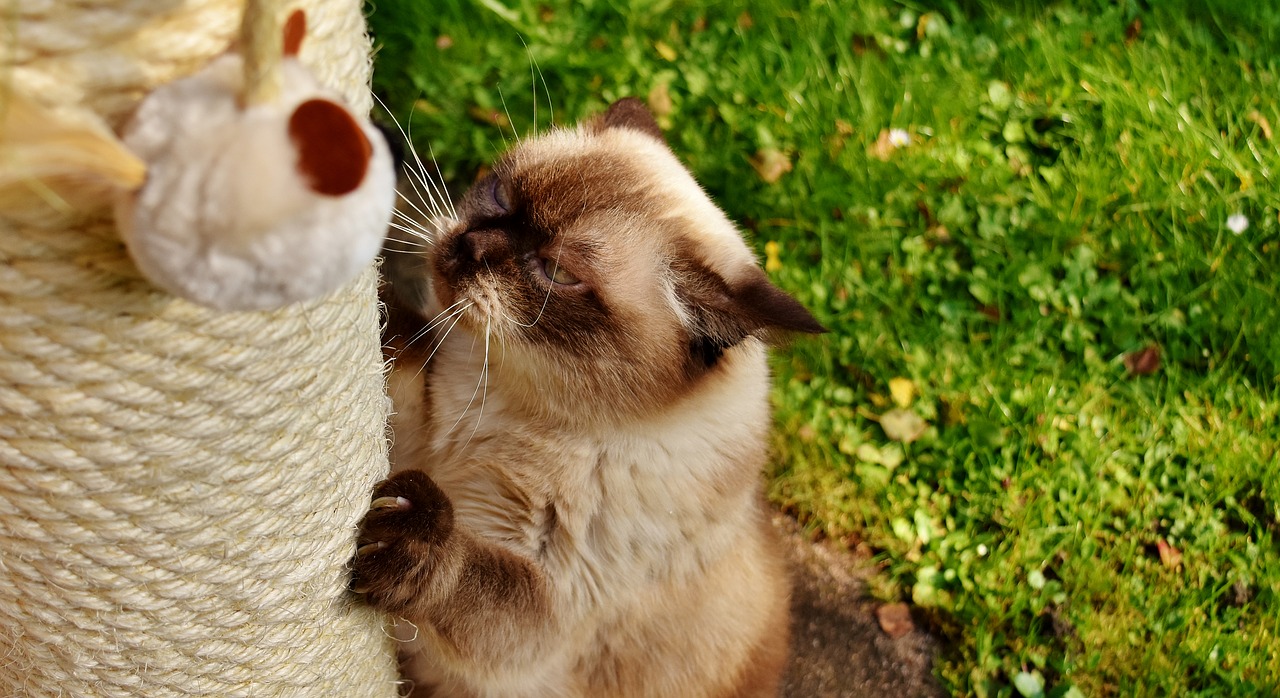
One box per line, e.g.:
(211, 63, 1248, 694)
(370, 495, 411, 511)
(356, 540, 387, 557)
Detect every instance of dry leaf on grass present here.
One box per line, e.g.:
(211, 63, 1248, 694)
(876, 603, 915, 639)
(1248, 111, 1273, 140)
(647, 82, 673, 120)
(1157, 539, 1183, 570)
(750, 147, 792, 183)
(1125, 18, 1143, 44)
(1124, 345, 1161, 376)
(868, 129, 896, 161)
(881, 409, 927, 443)
(888, 377, 916, 408)
(653, 40, 677, 61)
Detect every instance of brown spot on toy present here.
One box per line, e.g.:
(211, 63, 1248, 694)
(283, 9, 306, 57)
(289, 98, 372, 196)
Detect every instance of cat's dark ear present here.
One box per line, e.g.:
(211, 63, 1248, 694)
(679, 263, 825, 366)
(597, 97, 666, 143)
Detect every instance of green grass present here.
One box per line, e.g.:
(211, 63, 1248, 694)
(366, 1, 1280, 695)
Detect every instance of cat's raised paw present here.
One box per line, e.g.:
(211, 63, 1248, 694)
(350, 470, 454, 609)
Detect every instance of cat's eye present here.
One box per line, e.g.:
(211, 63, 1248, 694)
(540, 257, 581, 286)
(491, 176, 513, 213)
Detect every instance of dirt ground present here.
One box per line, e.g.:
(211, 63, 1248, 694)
(773, 514, 945, 698)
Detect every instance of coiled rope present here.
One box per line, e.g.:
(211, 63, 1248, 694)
(0, 1, 399, 695)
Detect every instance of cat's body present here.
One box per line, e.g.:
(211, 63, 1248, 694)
(358, 99, 822, 698)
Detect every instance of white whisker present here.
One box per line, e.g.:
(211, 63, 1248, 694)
(391, 208, 439, 244)
(400, 158, 445, 220)
(387, 222, 435, 247)
(403, 299, 473, 350)
(517, 34, 552, 129)
(372, 92, 454, 222)
(421, 309, 466, 357)
(405, 115, 457, 221)
(421, 140, 458, 220)
(389, 214, 428, 229)
(394, 193, 437, 226)
(412, 303, 471, 383)
(443, 314, 491, 441)
(522, 34, 554, 128)
(497, 85, 520, 145)
(458, 316, 492, 453)
(526, 35, 536, 132)
(423, 300, 474, 333)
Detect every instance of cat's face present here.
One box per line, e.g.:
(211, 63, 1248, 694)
(418, 99, 822, 418)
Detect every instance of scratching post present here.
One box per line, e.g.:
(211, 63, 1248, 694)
(0, 1, 400, 695)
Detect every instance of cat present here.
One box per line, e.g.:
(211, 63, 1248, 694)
(355, 98, 824, 698)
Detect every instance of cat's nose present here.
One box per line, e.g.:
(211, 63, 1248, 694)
(459, 228, 508, 263)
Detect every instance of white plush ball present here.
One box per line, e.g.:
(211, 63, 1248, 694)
(116, 53, 395, 311)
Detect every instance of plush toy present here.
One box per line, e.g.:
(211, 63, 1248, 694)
(0, 94, 147, 223)
(114, 4, 396, 311)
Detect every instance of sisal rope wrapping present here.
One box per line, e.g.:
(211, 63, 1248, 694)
(1, 1, 400, 695)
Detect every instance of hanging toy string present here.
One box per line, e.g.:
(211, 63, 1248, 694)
(240, 0, 284, 106)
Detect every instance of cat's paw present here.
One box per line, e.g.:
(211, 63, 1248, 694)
(350, 469, 454, 613)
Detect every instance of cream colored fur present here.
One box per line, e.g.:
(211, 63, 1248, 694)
(377, 104, 801, 697)
(390, 341, 786, 697)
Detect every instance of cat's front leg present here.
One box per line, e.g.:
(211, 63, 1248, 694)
(351, 470, 553, 666)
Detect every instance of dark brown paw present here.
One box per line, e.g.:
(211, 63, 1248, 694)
(350, 469, 454, 613)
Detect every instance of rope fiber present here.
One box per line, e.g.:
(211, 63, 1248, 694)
(0, 1, 399, 695)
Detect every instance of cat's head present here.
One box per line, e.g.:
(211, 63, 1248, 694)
(413, 99, 823, 418)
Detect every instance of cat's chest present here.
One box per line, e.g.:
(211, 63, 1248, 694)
(425, 407, 754, 590)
